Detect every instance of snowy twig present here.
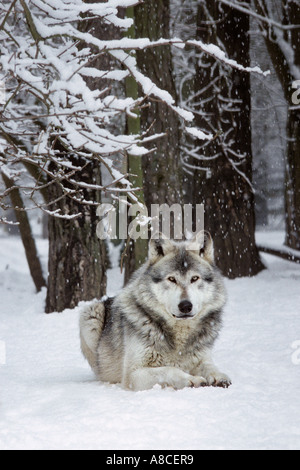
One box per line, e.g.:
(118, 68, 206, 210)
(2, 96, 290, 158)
(216, 0, 300, 31)
(0, 216, 19, 226)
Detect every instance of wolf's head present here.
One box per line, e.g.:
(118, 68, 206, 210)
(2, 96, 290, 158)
(145, 232, 226, 321)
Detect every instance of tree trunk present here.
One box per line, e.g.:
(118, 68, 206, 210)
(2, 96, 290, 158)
(123, 6, 148, 284)
(45, 159, 107, 313)
(284, 1, 300, 250)
(285, 107, 300, 250)
(123, 0, 184, 282)
(45, 5, 113, 313)
(135, 0, 183, 210)
(254, 0, 300, 250)
(2, 170, 46, 292)
(192, 0, 264, 278)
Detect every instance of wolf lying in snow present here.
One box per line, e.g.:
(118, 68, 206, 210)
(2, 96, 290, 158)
(80, 232, 231, 391)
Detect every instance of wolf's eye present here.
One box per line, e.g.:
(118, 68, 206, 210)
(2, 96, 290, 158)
(191, 276, 200, 283)
(168, 276, 177, 284)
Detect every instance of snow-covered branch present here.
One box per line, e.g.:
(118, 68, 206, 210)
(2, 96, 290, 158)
(0, 0, 270, 219)
(186, 40, 270, 77)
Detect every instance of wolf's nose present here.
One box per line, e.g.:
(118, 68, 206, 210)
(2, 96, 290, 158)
(178, 300, 193, 314)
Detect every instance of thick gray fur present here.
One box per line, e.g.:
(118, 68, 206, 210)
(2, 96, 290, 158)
(79, 233, 231, 391)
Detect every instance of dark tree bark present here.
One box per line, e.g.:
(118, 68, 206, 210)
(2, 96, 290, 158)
(285, 105, 300, 250)
(45, 5, 115, 313)
(123, 0, 184, 284)
(283, 1, 300, 250)
(46, 158, 107, 313)
(135, 0, 183, 209)
(254, 0, 300, 250)
(192, 0, 264, 278)
(123, 6, 148, 285)
(2, 171, 46, 292)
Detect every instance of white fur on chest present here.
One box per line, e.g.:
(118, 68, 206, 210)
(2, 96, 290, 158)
(127, 318, 203, 373)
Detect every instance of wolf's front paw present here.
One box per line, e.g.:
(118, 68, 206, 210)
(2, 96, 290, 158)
(206, 372, 232, 388)
(169, 373, 207, 390)
(213, 377, 232, 388)
(188, 375, 208, 389)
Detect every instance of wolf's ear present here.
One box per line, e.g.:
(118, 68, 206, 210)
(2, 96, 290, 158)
(187, 231, 214, 264)
(148, 233, 175, 263)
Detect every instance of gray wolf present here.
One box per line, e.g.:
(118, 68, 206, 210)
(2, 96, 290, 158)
(79, 232, 231, 391)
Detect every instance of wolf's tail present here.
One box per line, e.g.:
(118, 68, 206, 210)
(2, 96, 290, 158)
(79, 301, 106, 375)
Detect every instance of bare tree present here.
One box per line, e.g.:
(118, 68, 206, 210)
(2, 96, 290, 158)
(252, 0, 300, 250)
(1, 167, 46, 292)
(211, 0, 300, 250)
(185, 0, 265, 278)
(124, 0, 184, 282)
(135, 0, 183, 210)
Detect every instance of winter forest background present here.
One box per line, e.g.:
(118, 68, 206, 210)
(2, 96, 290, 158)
(0, 0, 299, 311)
(0, 0, 300, 451)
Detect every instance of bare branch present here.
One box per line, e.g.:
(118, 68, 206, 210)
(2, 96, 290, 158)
(217, 0, 300, 31)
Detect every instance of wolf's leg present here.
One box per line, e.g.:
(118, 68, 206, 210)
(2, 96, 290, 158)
(79, 301, 106, 374)
(126, 367, 208, 391)
(193, 351, 231, 388)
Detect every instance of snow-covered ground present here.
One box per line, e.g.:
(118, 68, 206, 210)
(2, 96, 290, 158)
(0, 233, 300, 450)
